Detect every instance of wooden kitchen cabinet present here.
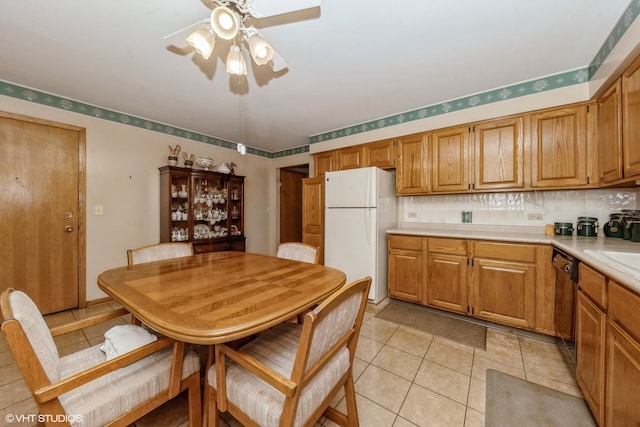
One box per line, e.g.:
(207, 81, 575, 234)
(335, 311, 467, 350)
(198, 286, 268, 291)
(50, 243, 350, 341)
(529, 103, 598, 188)
(598, 78, 623, 184)
(396, 132, 429, 194)
(426, 238, 468, 314)
(335, 145, 365, 170)
(365, 138, 396, 169)
(388, 235, 425, 303)
(302, 177, 325, 264)
(606, 320, 640, 427)
(621, 54, 640, 179)
(576, 290, 606, 426)
(313, 151, 336, 177)
(430, 126, 470, 193)
(471, 241, 536, 329)
(473, 116, 525, 190)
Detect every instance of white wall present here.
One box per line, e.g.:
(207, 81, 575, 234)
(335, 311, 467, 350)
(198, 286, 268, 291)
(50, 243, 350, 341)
(0, 95, 313, 301)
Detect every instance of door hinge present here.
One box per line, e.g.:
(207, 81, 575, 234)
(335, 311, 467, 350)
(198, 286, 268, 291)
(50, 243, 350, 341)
(587, 176, 590, 184)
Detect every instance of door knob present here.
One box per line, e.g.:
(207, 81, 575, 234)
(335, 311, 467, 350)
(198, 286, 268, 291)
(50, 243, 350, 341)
(65, 225, 73, 232)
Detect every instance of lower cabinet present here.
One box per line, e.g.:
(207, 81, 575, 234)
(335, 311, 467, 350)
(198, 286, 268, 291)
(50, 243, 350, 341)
(388, 235, 424, 302)
(426, 238, 468, 314)
(387, 235, 550, 333)
(606, 321, 640, 426)
(576, 291, 606, 426)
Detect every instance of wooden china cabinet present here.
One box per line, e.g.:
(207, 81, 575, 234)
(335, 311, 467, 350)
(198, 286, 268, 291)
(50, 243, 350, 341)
(159, 166, 245, 254)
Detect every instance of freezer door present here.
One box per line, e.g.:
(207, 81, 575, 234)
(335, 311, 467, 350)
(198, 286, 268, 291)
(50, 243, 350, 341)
(325, 207, 378, 301)
(325, 167, 377, 208)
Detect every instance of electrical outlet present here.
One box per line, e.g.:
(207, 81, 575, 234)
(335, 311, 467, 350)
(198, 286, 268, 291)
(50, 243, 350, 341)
(527, 212, 543, 221)
(407, 212, 417, 219)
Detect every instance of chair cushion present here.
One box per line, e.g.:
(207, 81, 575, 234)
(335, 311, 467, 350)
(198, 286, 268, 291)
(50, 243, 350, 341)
(9, 291, 60, 382)
(58, 344, 200, 426)
(276, 244, 317, 264)
(208, 322, 350, 427)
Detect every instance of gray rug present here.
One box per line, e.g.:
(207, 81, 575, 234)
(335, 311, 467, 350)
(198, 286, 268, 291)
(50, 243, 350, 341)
(485, 370, 597, 427)
(375, 300, 486, 350)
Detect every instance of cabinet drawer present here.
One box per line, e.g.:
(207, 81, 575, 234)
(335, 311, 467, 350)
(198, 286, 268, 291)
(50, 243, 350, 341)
(578, 263, 607, 309)
(427, 238, 467, 255)
(473, 241, 535, 263)
(389, 235, 423, 251)
(193, 241, 232, 254)
(609, 281, 640, 342)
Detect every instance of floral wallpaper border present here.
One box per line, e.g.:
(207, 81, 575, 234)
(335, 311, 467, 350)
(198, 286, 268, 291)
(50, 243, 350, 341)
(1, 1, 638, 158)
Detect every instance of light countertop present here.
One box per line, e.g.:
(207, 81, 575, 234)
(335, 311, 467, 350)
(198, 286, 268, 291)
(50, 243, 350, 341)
(387, 225, 640, 294)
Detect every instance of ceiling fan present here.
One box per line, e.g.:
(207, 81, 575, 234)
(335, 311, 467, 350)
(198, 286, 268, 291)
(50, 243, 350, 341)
(164, 0, 321, 75)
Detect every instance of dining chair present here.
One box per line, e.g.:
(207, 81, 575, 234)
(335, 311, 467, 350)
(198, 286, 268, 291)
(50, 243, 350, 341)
(276, 242, 320, 264)
(205, 276, 372, 427)
(126, 242, 194, 266)
(1, 288, 202, 427)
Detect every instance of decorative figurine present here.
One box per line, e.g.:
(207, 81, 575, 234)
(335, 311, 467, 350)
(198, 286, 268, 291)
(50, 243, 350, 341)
(168, 144, 181, 166)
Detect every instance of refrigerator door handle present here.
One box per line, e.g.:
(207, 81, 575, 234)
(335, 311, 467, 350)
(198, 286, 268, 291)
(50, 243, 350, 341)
(365, 208, 372, 246)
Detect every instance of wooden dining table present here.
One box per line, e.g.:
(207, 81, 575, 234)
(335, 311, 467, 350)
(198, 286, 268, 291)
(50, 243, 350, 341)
(97, 251, 347, 344)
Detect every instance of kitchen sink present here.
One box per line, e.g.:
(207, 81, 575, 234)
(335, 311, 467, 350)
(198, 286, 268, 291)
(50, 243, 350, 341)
(583, 249, 640, 277)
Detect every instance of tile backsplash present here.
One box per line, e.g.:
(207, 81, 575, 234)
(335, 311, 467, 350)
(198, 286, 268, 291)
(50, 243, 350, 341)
(400, 189, 638, 235)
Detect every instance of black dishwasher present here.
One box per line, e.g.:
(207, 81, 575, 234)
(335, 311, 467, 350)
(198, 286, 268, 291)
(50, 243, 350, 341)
(552, 248, 579, 373)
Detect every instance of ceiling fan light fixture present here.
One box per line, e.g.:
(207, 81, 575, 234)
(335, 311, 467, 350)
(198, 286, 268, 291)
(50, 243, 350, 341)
(226, 45, 247, 75)
(186, 28, 216, 60)
(211, 6, 240, 40)
(247, 33, 274, 65)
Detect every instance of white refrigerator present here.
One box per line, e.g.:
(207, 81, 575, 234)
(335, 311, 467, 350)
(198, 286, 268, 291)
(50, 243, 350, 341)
(324, 167, 397, 303)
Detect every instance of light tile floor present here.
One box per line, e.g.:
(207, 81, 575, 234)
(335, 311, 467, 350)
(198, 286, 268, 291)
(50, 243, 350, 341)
(0, 299, 582, 427)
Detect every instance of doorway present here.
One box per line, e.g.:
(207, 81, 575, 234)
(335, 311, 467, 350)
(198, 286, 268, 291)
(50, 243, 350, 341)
(279, 165, 309, 243)
(0, 111, 86, 314)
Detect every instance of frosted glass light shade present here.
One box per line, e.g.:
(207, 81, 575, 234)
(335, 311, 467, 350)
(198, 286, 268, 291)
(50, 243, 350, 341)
(247, 33, 274, 65)
(226, 45, 247, 75)
(211, 6, 240, 40)
(187, 28, 216, 60)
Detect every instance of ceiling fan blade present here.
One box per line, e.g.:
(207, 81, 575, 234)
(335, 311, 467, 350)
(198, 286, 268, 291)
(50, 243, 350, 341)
(248, 0, 320, 18)
(163, 18, 210, 47)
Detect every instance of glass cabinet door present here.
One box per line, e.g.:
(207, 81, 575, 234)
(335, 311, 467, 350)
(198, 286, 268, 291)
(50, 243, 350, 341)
(191, 172, 228, 242)
(169, 172, 190, 242)
(228, 176, 244, 238)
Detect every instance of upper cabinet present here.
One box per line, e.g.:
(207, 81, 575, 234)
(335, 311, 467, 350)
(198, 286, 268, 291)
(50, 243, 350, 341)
(621, 54, 640, 179)
(599, 79, 623, 184)
(474, 117, 525, 190)
(530, 103, 598, 189)
(396, 133, 429, 194)
(335, 145, 365, 170)
(430, 117, 524, 193)
(365, 138, 396, 169)
(314, 151, 336, 176)
(431, 126, 470, 193)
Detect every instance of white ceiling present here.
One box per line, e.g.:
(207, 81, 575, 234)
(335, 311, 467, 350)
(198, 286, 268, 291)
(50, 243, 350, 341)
(0, 1, 632, 154)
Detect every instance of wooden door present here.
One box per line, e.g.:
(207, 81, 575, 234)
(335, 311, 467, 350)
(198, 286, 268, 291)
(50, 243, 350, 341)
(426, 253, 468, 314)
(431, 126, 470, 193)
(0, 112, 85, 314)
(279, 167, 307, 244)
(472, 259, 535, 329)
(622, 55, 640, 178)
(313, 151, 335, 177)
(365, 139, 396, 169)
(335, 145, 365, 170)
(396, 133, 429, 194)
(599, 79, 623, 183)
(606, 321, 640, 427)
(576, 291, 606, 426)
(301, 177, 324, 264)
(529, 105, 590, 188)
(473, 117, 524, 190)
